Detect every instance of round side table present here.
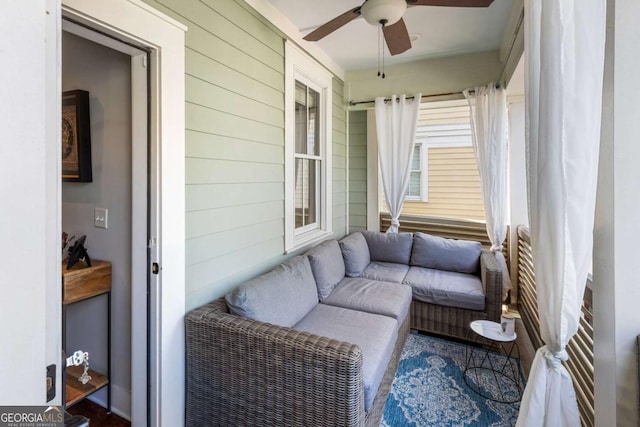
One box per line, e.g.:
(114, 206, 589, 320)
(463, 320, 523, 404)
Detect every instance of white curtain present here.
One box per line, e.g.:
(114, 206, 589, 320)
(517, 1, 606, 426)
(464, 84, 512, 292)
(375, 94, 421, 233)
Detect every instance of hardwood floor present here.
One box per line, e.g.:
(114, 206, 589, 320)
(67, 399, 130, 427)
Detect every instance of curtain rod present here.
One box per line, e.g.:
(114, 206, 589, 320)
(348, 83, 501, 107)
(349, 92, 461, 106)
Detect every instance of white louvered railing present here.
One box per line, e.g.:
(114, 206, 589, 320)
(517, 225, 594, 427)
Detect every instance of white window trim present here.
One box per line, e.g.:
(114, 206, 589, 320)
(418, 123, 473, 148)
(405, 141, 429, 202)
(285, 42, 332, 252)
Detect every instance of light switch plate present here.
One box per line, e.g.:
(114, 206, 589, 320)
(94, 207, 108, 229)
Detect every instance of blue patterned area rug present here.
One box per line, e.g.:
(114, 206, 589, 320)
(381, 332, 524, 427)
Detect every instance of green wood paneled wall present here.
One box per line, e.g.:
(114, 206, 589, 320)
(348, 111, 367, 232)
(142, 0, 347, 310)
(332, 78, 348, 238)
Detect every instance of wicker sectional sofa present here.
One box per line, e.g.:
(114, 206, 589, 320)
(185, 231, 503, 427)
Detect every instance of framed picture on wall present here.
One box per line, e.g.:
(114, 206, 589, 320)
(62, 90, 92, 182)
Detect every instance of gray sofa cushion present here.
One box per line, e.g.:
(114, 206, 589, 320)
(225, 256, 318, 327)
(411, 232, 481, 274)
(294, 304, 398, 412)
(339, 232, 371, 277)
(361, 261, 409, 284)
(362, 231, 413, 264)
(323, 277, 412, 325)
(403, 266, 485, 310)
(306, 239, 346, 301)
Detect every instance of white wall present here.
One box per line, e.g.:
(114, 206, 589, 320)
(0, 0, 61, 405)
(0, 1, 185, 421)
(506, 97, 526, 302)
(61, 31, 132, 416)
(506, 56, 526, 302)
(594, 0, 640, 425)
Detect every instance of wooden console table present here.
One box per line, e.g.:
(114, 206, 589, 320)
(62, 260, 112, 410)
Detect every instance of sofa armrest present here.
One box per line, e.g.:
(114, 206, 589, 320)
(185, 298, 365, 427)
(480, 250, 503, 323)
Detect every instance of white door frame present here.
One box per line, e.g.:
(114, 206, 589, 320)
(130, 43, 150, 427)
(59, 1, 186, 425)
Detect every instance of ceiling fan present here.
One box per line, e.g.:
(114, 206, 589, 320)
(304, 0, 495, 56)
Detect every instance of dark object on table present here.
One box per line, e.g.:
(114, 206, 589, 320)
(66, 235, 92, 270)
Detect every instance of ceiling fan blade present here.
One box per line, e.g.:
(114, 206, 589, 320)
(383, 18, 411, 55)
(407, 0, 494, 7)
(303, 7, 362, 42)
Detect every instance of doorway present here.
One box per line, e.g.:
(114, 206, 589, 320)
(61, 20, 149, 424)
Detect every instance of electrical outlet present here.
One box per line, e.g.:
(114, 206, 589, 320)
(94, 207, 108, 229)
(46, 364, 56, 402)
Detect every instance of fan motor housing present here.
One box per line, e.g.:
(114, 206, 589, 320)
(361, 0, 407, 26)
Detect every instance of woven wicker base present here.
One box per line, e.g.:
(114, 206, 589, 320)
(184, 250, 503, 425)
(185, 299, 411, 427)
(410, 251, 503, 342)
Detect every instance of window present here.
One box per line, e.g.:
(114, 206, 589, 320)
(379, 99, 484, 221)
(405, 143, 427, 201)
(285, 42, 332, 251)
(294, 81, 320, 231)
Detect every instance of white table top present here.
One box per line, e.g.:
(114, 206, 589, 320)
(470, 320, 517, 342)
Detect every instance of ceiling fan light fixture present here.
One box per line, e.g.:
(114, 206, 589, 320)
(360, 0, 407, 26)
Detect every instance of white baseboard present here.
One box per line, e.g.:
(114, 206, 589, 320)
(87, 383, 131, 421)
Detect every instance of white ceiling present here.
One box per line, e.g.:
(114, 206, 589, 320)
(267, 0, 515, 71)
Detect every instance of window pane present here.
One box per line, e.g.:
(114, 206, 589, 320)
(406, 172, 421, 198)
(308, 87, 320, 156)
(411, 145, 421, 171)
(295, 81, 307, 105)
(295, 158, 317, 228)
(307, 160, 317, 225)
(295, 158, 304, 228)
(295, 82, 307, 155)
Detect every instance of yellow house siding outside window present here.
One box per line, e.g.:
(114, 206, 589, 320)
(382, 99, 485, 221)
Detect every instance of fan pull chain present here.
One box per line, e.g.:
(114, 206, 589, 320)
(382, 38, 385, 79)
(378, 19, 387, 79)
(377, 25, 381, 77)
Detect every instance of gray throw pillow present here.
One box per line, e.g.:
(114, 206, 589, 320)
(306, 239, 346, 301)
(362, 231, 413, 265)
(225, 255, 318, 327)
(410, 232, 481, 274)
(339, 232, 371, 277)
